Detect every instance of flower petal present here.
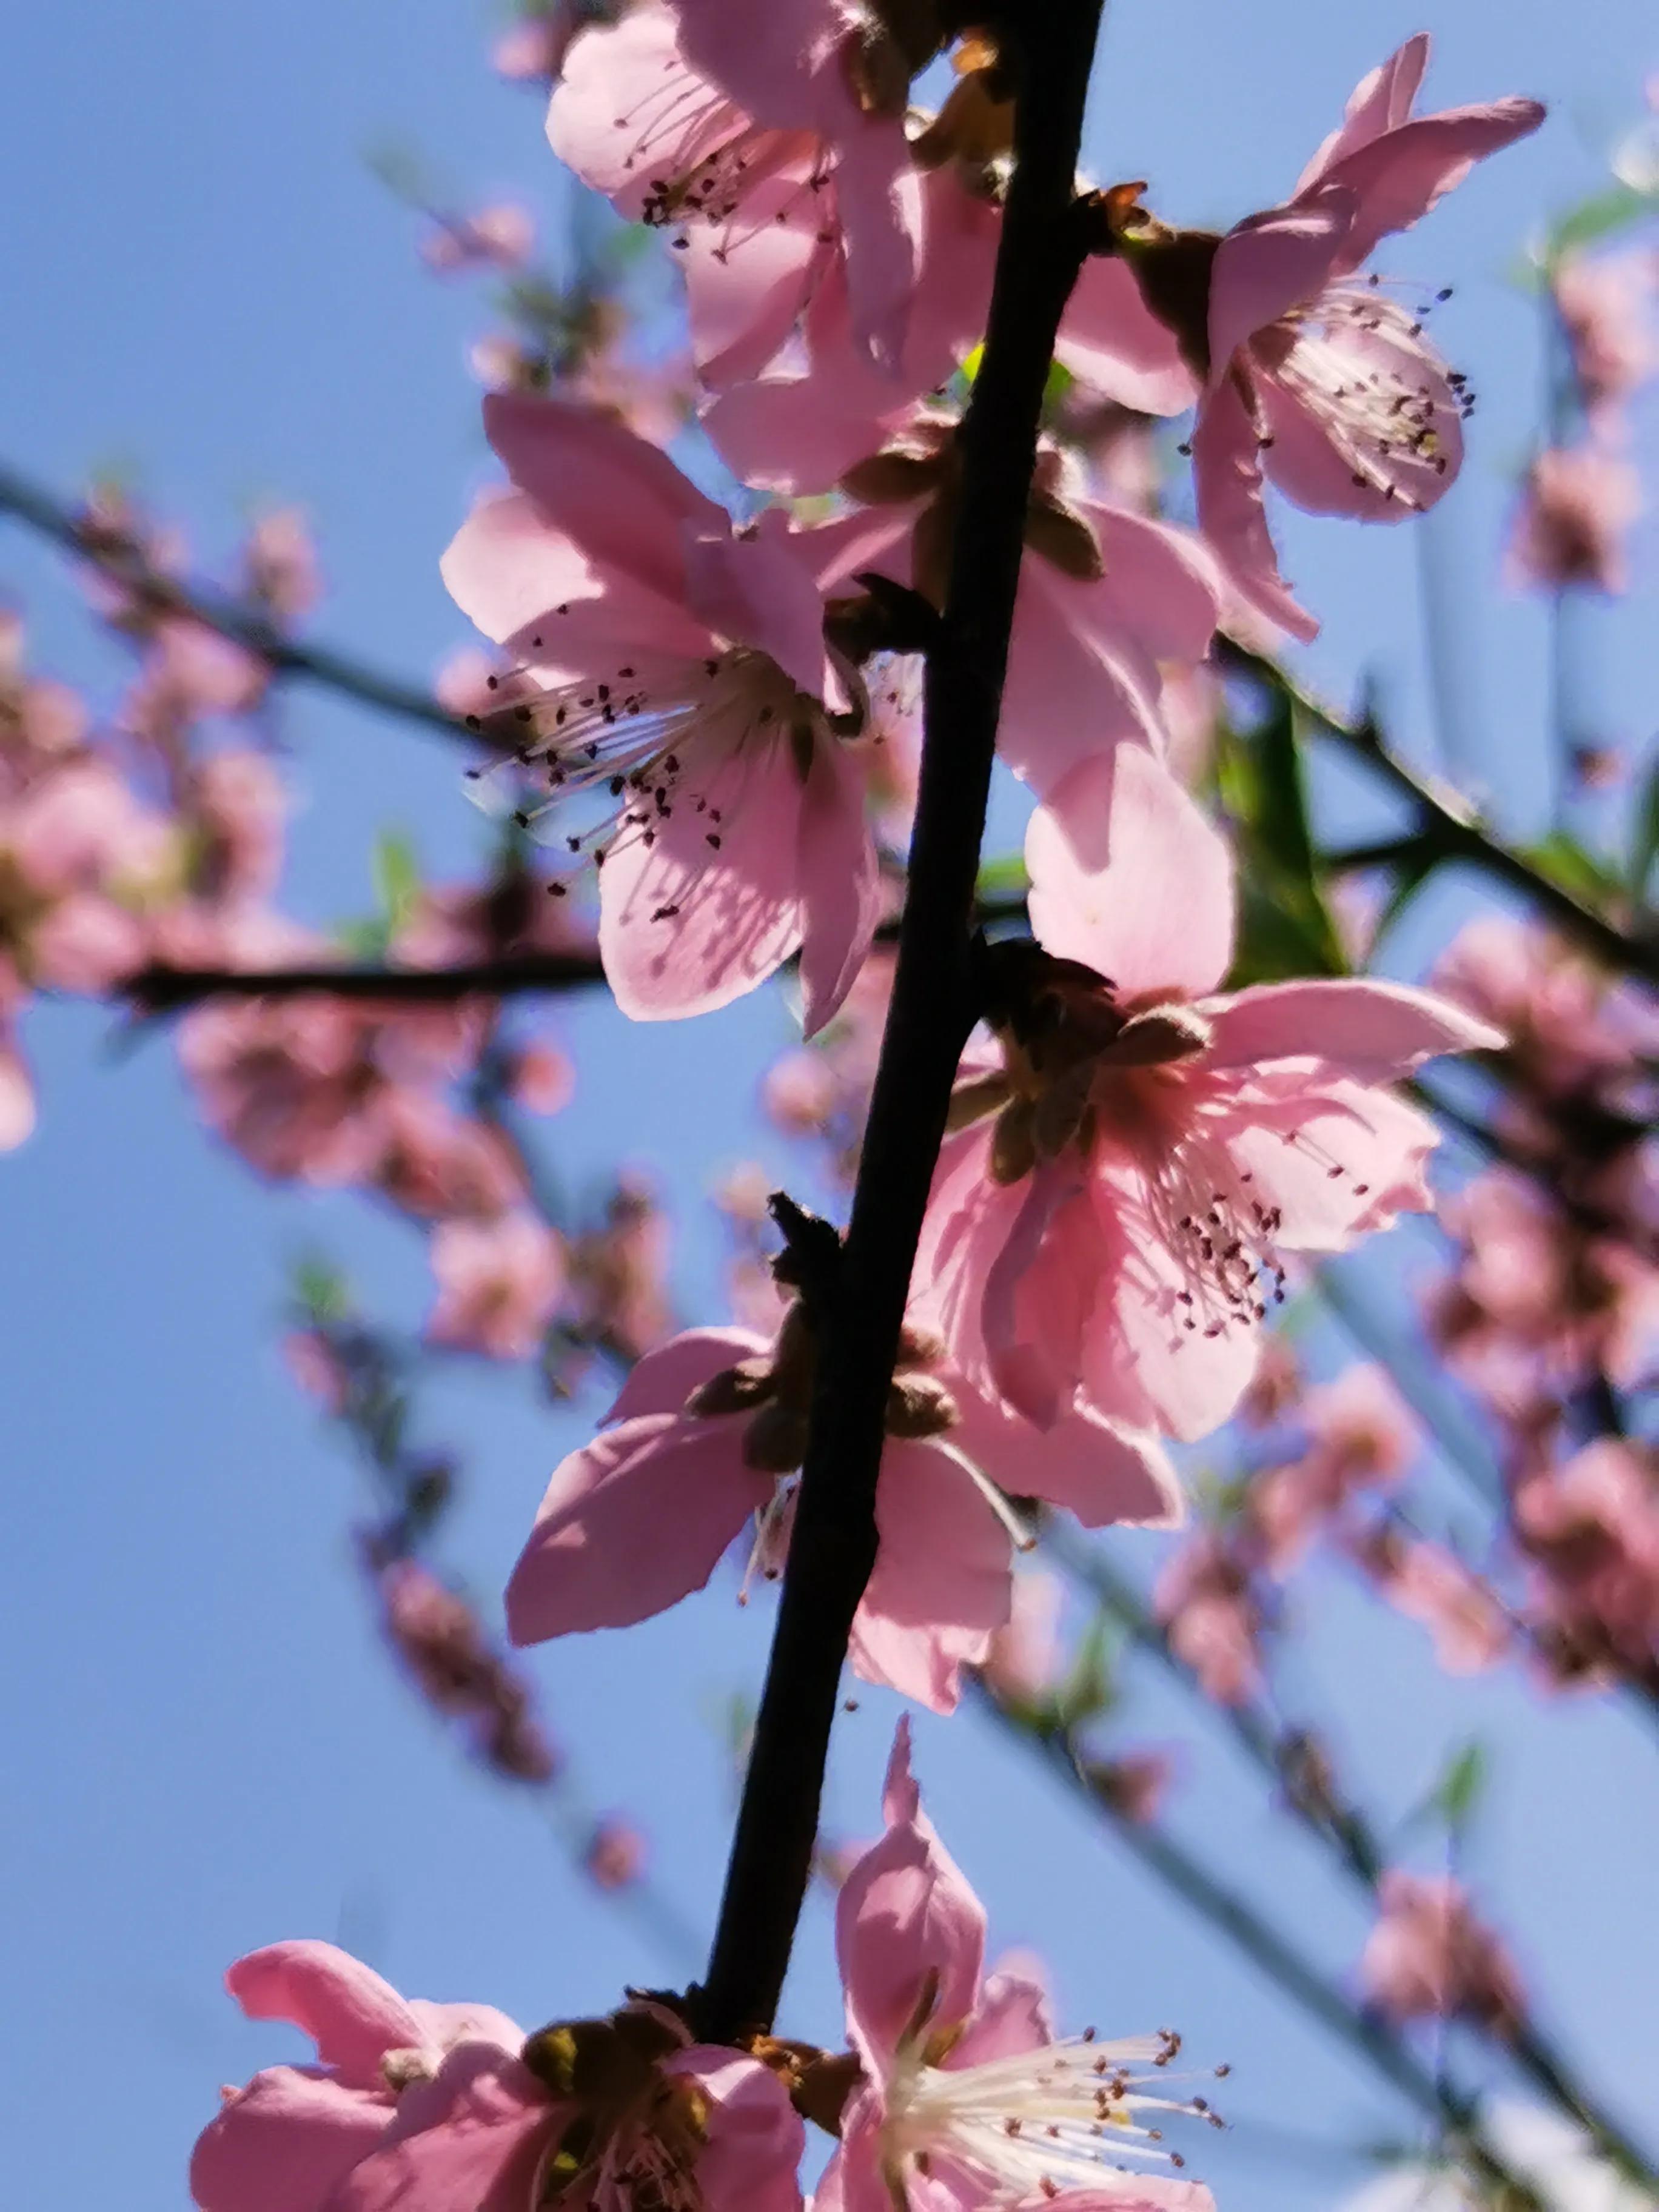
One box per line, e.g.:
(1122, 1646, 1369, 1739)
(1321, 99, 1546, 274)
(1294, 35, 1431, 194)
(191, 2067, 390, 2212)
(683, 516, 830, 696)
(836, 1721, 987, 2067)
(676, 2049, 806, 2212)
(1201, 978, 1502, 1076)
(504, 1416, 771, 1641)
(603, 1327, 772, 1425)
(226, 1943, 423, 2085)
(327, 2043, 554, 2212)
(1191, 372, 1320, 642)
(1207, 191, 1353, 382)
(1027, 746, 1235, 1000)
(797, 736, 880, 1036)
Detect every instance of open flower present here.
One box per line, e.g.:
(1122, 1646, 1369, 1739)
(919, 747, 1500, 1443)
(192, 1942, 802, 2212)
(442, 392, 880, 1032)
(822, 1722, 1217, 2212)
(549, 0, 920, 382)
(1113, 36, 1543, 637)
(505, 1296, 1179, 1714)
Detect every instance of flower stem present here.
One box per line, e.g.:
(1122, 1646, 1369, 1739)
(694, 0, 1108, 2044)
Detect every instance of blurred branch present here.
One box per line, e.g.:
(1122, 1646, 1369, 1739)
(1221, 642, 1658, 984)
(126, 951, 608, 1007)
(0, 458, 468, 743)
(1044, 1528, 1659, 2185)
(975, 1683, 1538, 2208)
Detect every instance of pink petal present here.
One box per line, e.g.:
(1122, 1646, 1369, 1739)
(504, 1416, 771, 1641)
(0, 1045, 35, 1150)
(848, 1609, 987, 1714)
(701, 373, 889, 498)
(226, 1943, 423, 2085)
(797, 736, 880, 1036)
(1258, 333, 1464, 521)
(603, 1326, 771, 1426)
(980, 1166, 1095, 1428)
(1202, 978, 1502, 1076)
(1295, 36, 1431, 194)
(1085, 504, 1225, 663)
(675, 2049, 806, 2212)
(1190, 373, 1320, 642)
(482, 392, 726, 606)
(836, 1720, 987, 2066)
(830, 107, 923, 372)
(951, 1389, 1184, 1530)
(682, 177, 826, 387)
(950, 1967, 1053, 2066)
(1208, 191, 1353, 381)
(1224, 1076, 1439, 1252)
(683, 517, 828, 695)
(549, 7, 733, 206)
(1026, 746, 1235, 1000)
(675, 0, 842, 131)
(865, 1438, 1013, 1634)
(996, 558, 1167, 797)
(191, 2067, 390, 2212)
(597, 738, 808, 1022)
(810, 2101, 885, 2212)
(1321, 100, 1547, 275)
(1057, 256, 1198, 415)
(328, 2044, 555, 2212)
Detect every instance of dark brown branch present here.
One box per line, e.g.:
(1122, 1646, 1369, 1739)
(0, 460, 469, 744)
(694, 0, 1107, 2044)
(124, 953, 607, 1008)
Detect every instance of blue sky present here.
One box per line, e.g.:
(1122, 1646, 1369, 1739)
(1, 2, 1655, 2207)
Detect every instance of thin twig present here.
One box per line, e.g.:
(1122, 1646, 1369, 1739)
(0, 459, 468, 743)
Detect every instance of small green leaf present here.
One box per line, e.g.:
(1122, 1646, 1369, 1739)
(1430, 1738, 1488, 1835)
(1052, 1611, 1116, 1730)
(1519, 828, 1624, 907)
(372, 830, 423, 930)
(1629, 754, 1659, 902)
(975, 853, 1030, 902)
(1543, 184, 1655, 267)
(292, 1255, 352, 1324)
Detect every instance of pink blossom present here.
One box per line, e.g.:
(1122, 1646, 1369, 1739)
(193, 1945, 802, 2212)
(978, 1566, 1065, 1707)
(190, 748, 287, 905)
(123, 617, 267, 738)
(243, 507, 322, 623)
(583, 1817, 646, 1889)
(505, 1307, 1178, 1715)
(507, 1037, 576, 1114)
(1155, 1531, 1265, 1706)
(549, 1, 920, 382)
(1360, 1871, 1527, 2034)
(1552, 249, 1656, 427)
(1116, 37, 1543, 638)
(801, 432, 1223, 798)
(568, 1172, 675, 1362)
(1354, 1529, 1509, 1674)
(918, 748, 1499, 1446)
(441, 392, 880, 1033)
(420, 203, 537, 275)
(283, 1328, 352, 1414)
(822, 1722, 1215, 2212)
(1506, 446, 1641, 595)
(372, 1551, 561, 1784)
(427, 1211, 567, 1359)
(1250, 1362, 1418, 1574)
(1514, 1440, 1659, 1677)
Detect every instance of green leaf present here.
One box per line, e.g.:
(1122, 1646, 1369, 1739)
(1629, 753, 1659, 902)
(1052, 1611, 1115, 1731)
(1543, 183, 1655, 267)
(372, 830, 423, 929)
(292, 1255, 352, 1324)
(1216, 697, 1347, 985)
(975, 853, 1030, 902)
(1432, 1738, 1487, 1835)
(1518, 828, 1624, 908)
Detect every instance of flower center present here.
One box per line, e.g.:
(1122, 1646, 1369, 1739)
(883, 2027, 1219, 2204)
(1259, 281, 1473, 506)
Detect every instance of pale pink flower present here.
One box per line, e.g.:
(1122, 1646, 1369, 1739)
(822, 1721, 1216, 2212)
(0, 1026, 35, 1150)
(123, 617, 267, 737)
(1514, 1440, 1659, 1676)
(1154, 1532, 1265, 1706)
(1552, 249, 1657, 427)
(917, 748, 1499, 1444)
(1506, 446, 1641, 594)
(1250, 1362, 1418, 1574)
(441, 392, 880, 1032)
(242, 507, 322, 623)
(802, 435, 1223, 799)
(583, 1817, 646, 1889)
(427, 1211, 567, 1359)
(979, 1566, 1065, 1707)
(190, 747, 287, 905)
(505, 1311, 1178, 1715)
(568, 1172, 675, 1361)
(372, 1550, 561, 1785)
(420, 203, 537, 275)
(1122, 36, 1543, 638)
(192, 1943, 802, 2212)
(508, 1037, 576, 1114)
(1361, 1871, 1527, 2034)
(1354, 1530, 1509, 1674)
(549, 0, 920, 382)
